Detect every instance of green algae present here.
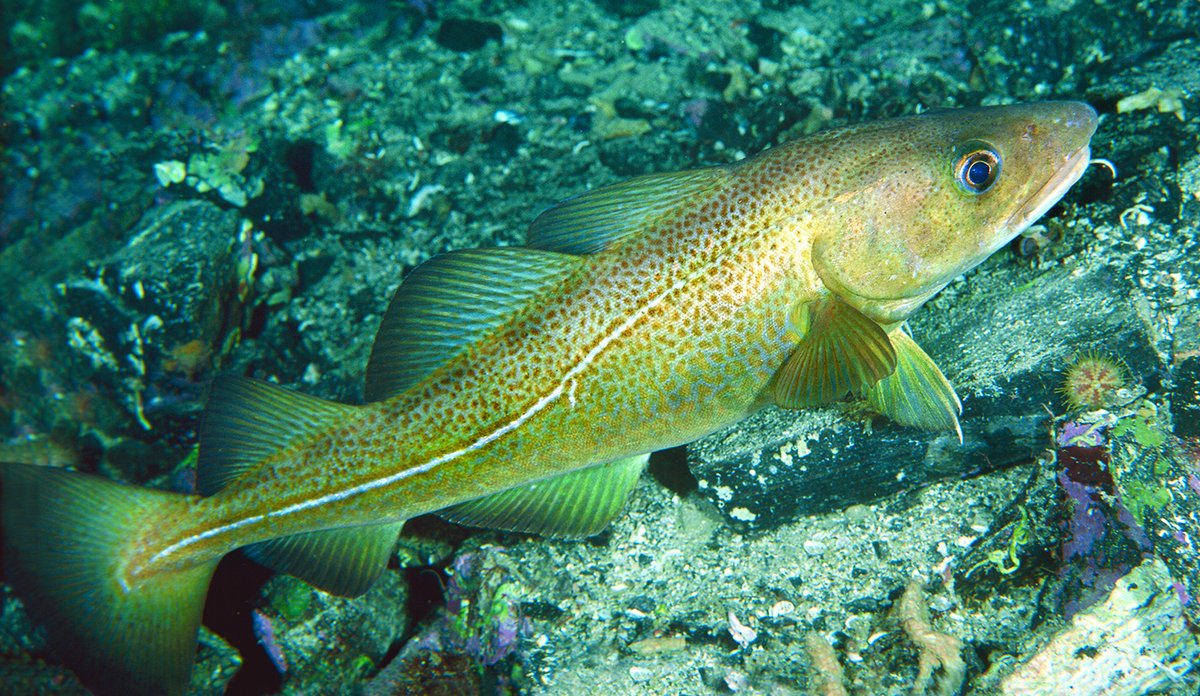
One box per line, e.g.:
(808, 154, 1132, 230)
(269, 577, 313, 623)
(1112, 403, 1168, 451)
(1120, 479, 1171, 528)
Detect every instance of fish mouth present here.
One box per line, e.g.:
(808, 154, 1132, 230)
(1005, 143, 1092, 233)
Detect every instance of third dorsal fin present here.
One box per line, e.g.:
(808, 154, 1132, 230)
(197, 375, 357, 496)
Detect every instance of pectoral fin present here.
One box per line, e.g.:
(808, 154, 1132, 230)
(865, 329, 962, 439)
(774, 297, 897, 408)
(438, 453, 648, 539)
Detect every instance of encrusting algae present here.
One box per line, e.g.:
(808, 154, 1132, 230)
(0, 101, 1097, 695)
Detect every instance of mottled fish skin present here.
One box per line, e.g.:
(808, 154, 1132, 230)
(0, 102, 1097, 696)
(134, 101, 1097, 576)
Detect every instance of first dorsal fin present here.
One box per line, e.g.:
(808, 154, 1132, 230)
(438, 453, 648, 539)
(197, 375, 357, 496)
(774, 296, 897, 408)
(364, 247, 582, 402)
(527, 168, 727, 255)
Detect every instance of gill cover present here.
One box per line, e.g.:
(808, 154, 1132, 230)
(809, 102, 1096, 324)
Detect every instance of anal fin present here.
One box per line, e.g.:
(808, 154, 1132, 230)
(243, 521, 405, 597)
(865, 328, 962, 439)
(438, 453, 649, 539)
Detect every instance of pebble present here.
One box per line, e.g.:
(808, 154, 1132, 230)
(768, 600, 796, 618)
(628, 636, 686, 655)
(803, 539, 827, 556)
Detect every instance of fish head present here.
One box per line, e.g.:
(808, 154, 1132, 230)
(809, 101, 1097, 324)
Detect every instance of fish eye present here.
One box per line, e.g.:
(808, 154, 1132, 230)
(954, 143, 1001, 194)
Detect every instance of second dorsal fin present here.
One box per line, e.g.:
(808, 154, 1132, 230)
(364, 247, 582, 402)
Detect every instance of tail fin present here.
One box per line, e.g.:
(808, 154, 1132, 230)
(0, 462, 216, 696)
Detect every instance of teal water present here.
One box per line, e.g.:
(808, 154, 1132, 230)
(1, 1, 1197, 694)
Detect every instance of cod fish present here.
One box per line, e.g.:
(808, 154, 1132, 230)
(0, 101, 1097, 695)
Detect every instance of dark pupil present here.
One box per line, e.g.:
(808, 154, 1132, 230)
(967, 159, 991, 186)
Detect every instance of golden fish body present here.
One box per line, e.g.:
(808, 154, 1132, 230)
(0, 102, 1097, 695)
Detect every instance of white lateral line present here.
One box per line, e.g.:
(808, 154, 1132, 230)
(151, 272, 691, 565)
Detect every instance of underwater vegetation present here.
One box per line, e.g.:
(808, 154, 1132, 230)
(361, 546, 530, 695)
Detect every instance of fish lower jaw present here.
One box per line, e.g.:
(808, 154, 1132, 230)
(820, 283, 938, 326)
(1006, 144, 1091, 232)
(860, 290, 941, 325)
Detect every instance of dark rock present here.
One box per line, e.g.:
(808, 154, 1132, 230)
(701, 69, 731, 93)
(296, 253, 335, 289)
(1174, 357, 1200, 438)
(1170, 274, 1200, 438)
(459, 62, 499, 92)
(257, 571, 408, 693)
(839, 15, 974, 116)
(744, 95, 806, 150)
(628, 594, 658, 613)
(282, 140, 318, 193)
(567, 111, 593, 133)
(689, 265, 1166, 529)
(844, 596, 888, 613)
(56, 201, 242, 465)
(693, 101, 744, 148)
(598, 137, 681, 177)
(594, 0, 661, 18)
(485, 121, 523, 158)
(520, 600, 565, 622)
(745, 22, 785, 61)
(435, 18, 503, 53)
(613, 96, 659, 121)
(362, 652, 482, 696)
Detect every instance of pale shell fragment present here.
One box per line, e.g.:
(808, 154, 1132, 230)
(728, 611, 757, 648)
(768, 600, 796, 618)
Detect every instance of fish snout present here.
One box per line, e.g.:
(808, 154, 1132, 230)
(1047, 100, 1099, 152)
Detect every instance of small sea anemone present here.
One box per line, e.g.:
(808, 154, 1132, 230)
(1060, 351, 1128, 411)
